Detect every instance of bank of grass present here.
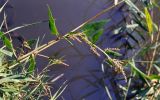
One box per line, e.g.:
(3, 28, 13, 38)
(0, 0, 160, 99)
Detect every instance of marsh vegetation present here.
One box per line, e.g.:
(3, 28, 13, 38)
(0, 0, 160, 100)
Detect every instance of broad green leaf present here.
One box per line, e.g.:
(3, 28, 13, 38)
(144, 7, 153, 35)
(0, 32, 13, 50)
(91, 29, 103, 43)
(28, 55, 36, 73)
(82, 20, 110, 43)
(47, 5, 59, 36)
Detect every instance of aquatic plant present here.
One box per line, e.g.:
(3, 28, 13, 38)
(0, 0, 160, 100)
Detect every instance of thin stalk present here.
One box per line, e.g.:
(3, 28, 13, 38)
(148, 28, 160, 75)
(124, 71, 133, 100)
(7, 1, 124, 69)
(71, 0, 124, 32)
(4, 20, 48, 35)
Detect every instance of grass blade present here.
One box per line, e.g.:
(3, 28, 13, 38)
(144, 7, 153, 35)
(47, 5, 59, 36)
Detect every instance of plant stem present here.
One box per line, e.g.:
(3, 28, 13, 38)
(7, 1, 124, 69)
(71, 0, 124, 32)
(148, 28, 160, 75)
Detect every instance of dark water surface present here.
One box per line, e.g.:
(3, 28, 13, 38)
(6, 0, 124, 99)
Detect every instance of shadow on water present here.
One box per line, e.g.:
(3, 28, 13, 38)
(2, 0, 125, 99)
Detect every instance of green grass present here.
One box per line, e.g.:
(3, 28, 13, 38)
(0, 0, 160, 99)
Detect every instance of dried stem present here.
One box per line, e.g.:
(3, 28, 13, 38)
(148, 27, 160, 75)
(7, 1, 124, 69)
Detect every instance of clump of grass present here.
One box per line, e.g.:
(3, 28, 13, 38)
(0, 1, 68, 99)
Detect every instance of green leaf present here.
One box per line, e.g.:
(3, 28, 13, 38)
(28, 55, 36, 73)
(92, 29, 104, 43)
(144, 7, 153, 35)
(0, 32, 13, 50)
(47, 5, 59, 36)
(148, 74, 160, 80)
(82, 20, 110, 43)
(105, 49, 122, 57)
(129, 60, 160, 80)
(27, 39, 36, 47)
(129, 60, 151, 86)
(129, 60, 148, 79)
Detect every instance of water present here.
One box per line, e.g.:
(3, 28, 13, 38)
(6, 0, 124, 99)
